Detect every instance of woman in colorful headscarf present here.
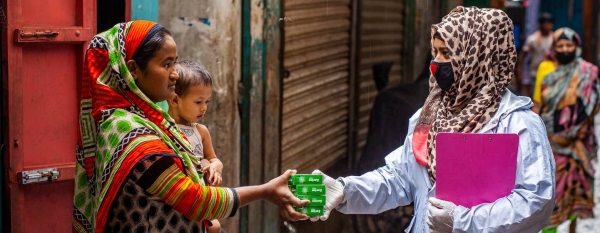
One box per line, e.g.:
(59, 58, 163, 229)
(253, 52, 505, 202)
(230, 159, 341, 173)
(72, 21, 308, 233)
(538, 28, 599, 233)
(307, 7, 556, 233)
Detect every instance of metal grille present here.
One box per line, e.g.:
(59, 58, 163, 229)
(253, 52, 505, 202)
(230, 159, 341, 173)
(356, 0, 404, 157)
(281, 0, 352, 173)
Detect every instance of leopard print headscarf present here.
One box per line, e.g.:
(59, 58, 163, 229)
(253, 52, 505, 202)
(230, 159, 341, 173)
(420, 7, 516, 183)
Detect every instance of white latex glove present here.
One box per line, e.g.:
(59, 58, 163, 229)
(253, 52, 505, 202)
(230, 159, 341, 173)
(309, 169, 345, 221)
(426, 197, 456, 233)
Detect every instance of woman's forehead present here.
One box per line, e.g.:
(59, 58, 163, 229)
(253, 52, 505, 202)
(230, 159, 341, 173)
(432, 38, 447, 48)
(152, 35, 178, 60)
(555, 39, 575, 45)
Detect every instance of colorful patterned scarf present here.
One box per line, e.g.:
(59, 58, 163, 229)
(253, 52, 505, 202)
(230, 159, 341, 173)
(73, 21, 201, 233)
(414, 7, 515, 183)
(540, 28, 599, 226)
(541, 28, 595, 140)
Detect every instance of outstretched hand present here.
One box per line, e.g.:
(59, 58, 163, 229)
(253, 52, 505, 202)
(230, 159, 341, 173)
(266, 169, 310, 221)
(309, 169, 345, 222)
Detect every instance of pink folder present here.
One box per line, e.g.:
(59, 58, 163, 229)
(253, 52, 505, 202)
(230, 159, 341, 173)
(435, 133, 519, 209)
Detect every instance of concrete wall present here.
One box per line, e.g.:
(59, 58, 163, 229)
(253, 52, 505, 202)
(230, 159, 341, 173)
(158, 1, 241, 232)
(408, 0, 445, 82)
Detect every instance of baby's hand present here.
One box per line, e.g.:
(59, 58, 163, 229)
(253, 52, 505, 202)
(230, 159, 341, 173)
(202, 159, 223, 186)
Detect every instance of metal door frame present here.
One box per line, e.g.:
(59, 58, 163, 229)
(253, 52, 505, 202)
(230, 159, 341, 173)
(0, 4, 4, 231)
(240, 0, 282, 232)
(2, 0, 95, 231)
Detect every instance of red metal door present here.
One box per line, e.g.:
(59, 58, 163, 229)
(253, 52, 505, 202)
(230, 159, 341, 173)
(2, 0, 95, 232)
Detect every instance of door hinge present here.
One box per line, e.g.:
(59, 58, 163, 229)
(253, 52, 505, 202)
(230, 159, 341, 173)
(21, 168, 60, 184)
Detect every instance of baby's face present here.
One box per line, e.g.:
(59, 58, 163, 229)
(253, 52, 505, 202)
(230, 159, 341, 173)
(178, 84, 213, 124)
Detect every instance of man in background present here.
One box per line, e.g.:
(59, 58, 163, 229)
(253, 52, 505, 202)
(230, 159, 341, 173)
(517, 13, 554, 97)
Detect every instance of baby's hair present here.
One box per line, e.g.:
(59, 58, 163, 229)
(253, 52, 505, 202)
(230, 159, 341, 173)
(174, 60, 212, 96)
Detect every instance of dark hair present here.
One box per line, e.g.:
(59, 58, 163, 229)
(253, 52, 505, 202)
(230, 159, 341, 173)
(174, 60, 212, 96)
(433, 32, 444, 41)
(539, 13, 553, 24)
(131, 27, 171, 70)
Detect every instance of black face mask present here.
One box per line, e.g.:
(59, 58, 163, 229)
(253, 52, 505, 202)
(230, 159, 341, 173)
(555, 51, 576, 65)
(430, 61, 455, 92)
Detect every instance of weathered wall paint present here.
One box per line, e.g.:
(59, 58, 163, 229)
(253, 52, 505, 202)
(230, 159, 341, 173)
(132, 0, 159, 21)
(159, 1, 241, 232)
(262, 0, 283, 231)
(242, 0, 268, 231)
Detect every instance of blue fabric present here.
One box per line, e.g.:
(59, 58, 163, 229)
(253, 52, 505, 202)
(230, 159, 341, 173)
(156, 100, 169, 112)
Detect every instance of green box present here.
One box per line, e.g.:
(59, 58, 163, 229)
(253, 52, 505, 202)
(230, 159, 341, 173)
(295, 206, 324, 216)
(292, 184, 326, 196)
(288, 174, 323, 185)
(288, 185, 296, 193)
(297, 195, 326, 206)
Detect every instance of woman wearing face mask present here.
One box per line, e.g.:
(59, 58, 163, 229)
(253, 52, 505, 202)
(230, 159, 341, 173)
(538, 28, 599, 233)
(307, 7, 556, 233)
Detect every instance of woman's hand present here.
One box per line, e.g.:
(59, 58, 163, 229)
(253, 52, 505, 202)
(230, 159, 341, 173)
(427, 197, 456, 233)
(309, 170, 345, 221)
(202, 159, 223, 186)
(233, 169, 309, 221)
(266, 169, 310, 221)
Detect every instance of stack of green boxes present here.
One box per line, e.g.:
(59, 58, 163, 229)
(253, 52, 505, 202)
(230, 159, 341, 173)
(288, 174, 326, 216)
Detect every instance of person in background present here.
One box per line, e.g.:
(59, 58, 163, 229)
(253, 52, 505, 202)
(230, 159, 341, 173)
(531, 51, 556, 113)
(538, 27, 599, 233)
(517, 13, 554, 97)
(307, 7, 556, 233)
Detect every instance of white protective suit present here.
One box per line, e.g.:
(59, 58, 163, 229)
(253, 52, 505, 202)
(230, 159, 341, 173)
(337, 90, 556, 233)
